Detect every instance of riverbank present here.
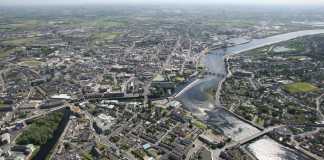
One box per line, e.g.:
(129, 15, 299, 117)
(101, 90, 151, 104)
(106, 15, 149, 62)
(47, 118, 72, 160)
(212, 29, 324, 112)
(208, 30, 324, 160)
(174, 29, 324, 118)
(32, 108, 71, 160)
(174, 29, 324, 159)
(214, 56, 231, 107)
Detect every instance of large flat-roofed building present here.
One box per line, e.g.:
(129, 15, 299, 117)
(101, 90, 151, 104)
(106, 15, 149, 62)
(93, 114, 116, 134)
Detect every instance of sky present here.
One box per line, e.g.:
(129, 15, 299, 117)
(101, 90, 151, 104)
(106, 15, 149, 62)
(2, 0, 324, 6)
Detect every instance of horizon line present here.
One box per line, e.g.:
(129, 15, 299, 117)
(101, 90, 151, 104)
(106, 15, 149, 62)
(2, 2, 324, 7)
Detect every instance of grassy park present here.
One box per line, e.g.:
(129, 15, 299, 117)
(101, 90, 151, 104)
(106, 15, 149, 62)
(16, 111, 64, 146)
(284, 82, 319, 94)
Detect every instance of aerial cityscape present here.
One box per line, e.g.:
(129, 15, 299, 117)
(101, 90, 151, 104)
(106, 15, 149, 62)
(0, 0, 324, 160)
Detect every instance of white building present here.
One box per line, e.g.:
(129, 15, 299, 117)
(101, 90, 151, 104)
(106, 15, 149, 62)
(94, 114, 116, 134)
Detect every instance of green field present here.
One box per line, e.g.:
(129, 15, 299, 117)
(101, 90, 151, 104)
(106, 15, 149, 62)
(82, 152, 94, 160)
(19, 60, 43, 67)
(207, 20, 256, 28)
(284, 82, 319, 93)
(91, 32, 121, 42)
(69, 18, 126, 29)
(192, 119, 207, 129)
(1, 20, 46, 30)
(91, 19, 125, 29)
(1, 37, 37, 46)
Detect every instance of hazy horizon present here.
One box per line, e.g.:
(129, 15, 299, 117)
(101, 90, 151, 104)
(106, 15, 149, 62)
(2, 0, 324, 6)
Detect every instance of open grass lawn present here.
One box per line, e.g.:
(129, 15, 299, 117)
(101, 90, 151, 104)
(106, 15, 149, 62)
(69, 18, 126, 29)
(1, 37, 37, 46)
(192, 119, 207, 129)
(12, 20, 45, 29)
(207, 20, 256, 28)
(284, 82, 319, 94)
(92, 19, 125, 29)
(0, 20, 46, 31)
(82, 152, 94, 160)
(91, 32, 121, 41)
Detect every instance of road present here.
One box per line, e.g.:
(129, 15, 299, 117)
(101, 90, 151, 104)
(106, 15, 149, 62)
(291, 136, 324, 160)
(107, 114, 137, 140)
(143, 37, 181, 107)
(223, 125, 284, 149)
(185, 136, 205, 160)
(247, 72, 257, 90)
(143, 46, 161, 107)
(164, 36, 181, 69)
(0, 70, 5, 93)
(316, 93, 324, 122)
(10, 105, 66, 125)
(85, 109, 138, 160)
(207, 125, 285, 159)
(155, 122, 179, 145)
(283, 93, 324, 160)
(291, 93, 324, 138)
(189, 52, 323, 160)
(180, 38, 192, 74)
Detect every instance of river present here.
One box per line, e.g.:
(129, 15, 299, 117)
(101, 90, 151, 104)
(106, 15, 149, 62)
(33, 108, 71, 160)
(246, 136, 312, 160)
(175, 29, 324, 159)
(176, 29, 324, 117)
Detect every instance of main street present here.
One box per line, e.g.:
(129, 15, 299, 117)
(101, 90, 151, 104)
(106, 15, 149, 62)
(143, 37, 182, 107)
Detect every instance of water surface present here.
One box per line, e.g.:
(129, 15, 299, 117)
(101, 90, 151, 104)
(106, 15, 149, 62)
(246, 137, 311, 160)
(175, 29, 324, 159)
(176, 29, 324, 116)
